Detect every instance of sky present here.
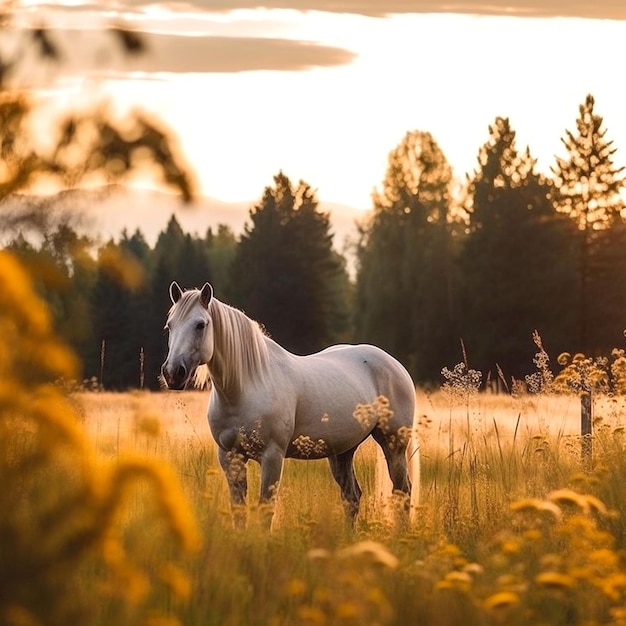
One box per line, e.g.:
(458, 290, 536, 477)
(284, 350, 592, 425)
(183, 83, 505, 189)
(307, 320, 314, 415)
(7, 0, 626, 211)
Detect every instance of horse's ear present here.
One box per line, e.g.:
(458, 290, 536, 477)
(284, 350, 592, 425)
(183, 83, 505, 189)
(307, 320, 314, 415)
(169, 281, 183, 304)
(200, 283, 213, 308)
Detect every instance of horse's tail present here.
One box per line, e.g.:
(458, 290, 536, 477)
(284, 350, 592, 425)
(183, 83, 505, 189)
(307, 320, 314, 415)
(375, 446, 392, 506)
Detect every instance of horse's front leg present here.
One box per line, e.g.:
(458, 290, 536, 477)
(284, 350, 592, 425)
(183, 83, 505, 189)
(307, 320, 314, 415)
(218, 447, 248, 529)
(259, 441, 285, 530)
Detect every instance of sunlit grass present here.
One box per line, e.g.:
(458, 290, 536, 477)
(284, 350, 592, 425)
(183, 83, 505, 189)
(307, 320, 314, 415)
(7, 248, 626, 625)
(60, 385, 626, 625)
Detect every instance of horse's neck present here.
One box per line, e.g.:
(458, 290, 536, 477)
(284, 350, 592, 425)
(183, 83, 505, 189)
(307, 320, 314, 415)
(205, 342, 238, 401)
(207, 303, 271, 400)
(206, 356, 237, 402)
(207, 371, 235, 407)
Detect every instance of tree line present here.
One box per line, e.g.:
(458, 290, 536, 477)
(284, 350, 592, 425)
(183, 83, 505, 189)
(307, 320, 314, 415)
(3, 94, 625, 389)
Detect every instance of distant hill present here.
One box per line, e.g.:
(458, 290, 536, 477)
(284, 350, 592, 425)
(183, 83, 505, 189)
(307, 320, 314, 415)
(2, 185, 367, 253)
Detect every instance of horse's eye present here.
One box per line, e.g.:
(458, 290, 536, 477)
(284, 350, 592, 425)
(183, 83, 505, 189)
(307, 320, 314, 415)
(196, 321, 206, 331)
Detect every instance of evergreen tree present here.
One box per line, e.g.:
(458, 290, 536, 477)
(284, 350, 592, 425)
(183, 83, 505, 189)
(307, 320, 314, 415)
(587, 221, 626, 352)
(154, 215, 186, 277)
(178, 233, 212, 288)
(205, 224, 237, 296)
(460, 117, 578, 380)
(118, 229, 157, 389)
(230, 171, 350, 354)
(355, 130, 458, 381)
(90, 240, 142, 389)
(551, 94, 626, 353)
(152, 215, 212, 288)
(121, 228, 152, 271)
(20, 223, 98, 375)
(151, 217, 190, 329)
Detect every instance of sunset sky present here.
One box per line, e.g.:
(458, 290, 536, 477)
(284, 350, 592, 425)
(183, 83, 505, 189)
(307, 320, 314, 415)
(10, 0, 626, 211)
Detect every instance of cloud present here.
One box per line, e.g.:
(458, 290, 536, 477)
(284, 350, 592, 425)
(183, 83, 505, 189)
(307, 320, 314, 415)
(112, 0, 626, 20)
(8, 0, 623, 83)
(25, 0, 626, 20)
(11, 28, 357, 79)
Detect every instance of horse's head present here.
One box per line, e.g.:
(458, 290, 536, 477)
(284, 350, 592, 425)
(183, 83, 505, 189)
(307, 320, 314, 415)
(160, 281, 214, 390)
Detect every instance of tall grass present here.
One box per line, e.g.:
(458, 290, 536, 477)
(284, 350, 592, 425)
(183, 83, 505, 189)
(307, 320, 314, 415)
(0, 252, 200, 626)
(6, 249, 626, 625)
(67, 386, 626, 626)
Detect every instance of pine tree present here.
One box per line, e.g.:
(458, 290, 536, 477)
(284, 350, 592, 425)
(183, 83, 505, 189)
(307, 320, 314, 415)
(118, 230, 157, 389)
(355, 130, 458, 381)
(149, 216, 189, 375)
(178, 233, 212, 288)
(90, 240, 139, 389)
(230, 171, 350, 354)
(205, 224, 237, 296)
(121, 229, 152, 271)
(551, 94, 626, 352)
(460, 117, 578, 380)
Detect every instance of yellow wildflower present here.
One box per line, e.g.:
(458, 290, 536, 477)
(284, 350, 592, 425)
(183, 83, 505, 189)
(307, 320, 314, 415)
(463, 563, 484, 576)
(535, 571, 576, 589)
(339, 540, 399, 569)
(548, 489, 589, 511)
(437, 570, 473, 593)
(334, 601, 361, 620)
(307, 548, 331, 561)
(484, 591, 520, 609)
(510, 498, 543, 513)
(159, 563, 192, 599)
(297, 606, 325, 625)
(501, 540, 520, 554)
(285, 578, 307, 598)
(610, 606, 626, 621)
(599, 573, 626, 601)
(523, 529, 543, 541)
(511, 497, 562, 520)
(584, 494, 609, 517)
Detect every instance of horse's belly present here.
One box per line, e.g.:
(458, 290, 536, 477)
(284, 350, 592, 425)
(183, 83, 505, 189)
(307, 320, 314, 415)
(286, 400, 374, 459)
(286, 430, 365, 459)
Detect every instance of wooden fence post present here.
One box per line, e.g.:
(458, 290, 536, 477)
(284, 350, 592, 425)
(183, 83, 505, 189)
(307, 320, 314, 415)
(581, 391, 592, 469)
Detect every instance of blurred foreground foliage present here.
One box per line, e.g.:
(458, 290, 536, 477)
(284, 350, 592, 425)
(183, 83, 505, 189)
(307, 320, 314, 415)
(0, 89, 194, 201)
(0, 250, 200, 626)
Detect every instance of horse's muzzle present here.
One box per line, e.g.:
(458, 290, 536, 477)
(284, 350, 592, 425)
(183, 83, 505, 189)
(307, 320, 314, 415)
(160, 362, 189, 391)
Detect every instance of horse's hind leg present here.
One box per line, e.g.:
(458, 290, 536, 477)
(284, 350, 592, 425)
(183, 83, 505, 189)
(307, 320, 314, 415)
(328, 447, 362, 525)
(371, 427, 411, 504)
(218, 448, 248, 528)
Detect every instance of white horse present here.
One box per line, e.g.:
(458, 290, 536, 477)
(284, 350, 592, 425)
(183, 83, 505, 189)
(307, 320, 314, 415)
(161, 282, 419, 527)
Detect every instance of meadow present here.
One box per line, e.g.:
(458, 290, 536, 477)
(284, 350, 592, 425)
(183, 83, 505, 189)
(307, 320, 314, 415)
(65, 386, 626, 626)
(2, 251, 625, 625)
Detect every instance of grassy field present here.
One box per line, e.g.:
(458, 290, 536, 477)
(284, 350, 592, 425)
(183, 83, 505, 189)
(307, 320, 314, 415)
(61, 387, 626, 625)
(7, 251, 626, 625)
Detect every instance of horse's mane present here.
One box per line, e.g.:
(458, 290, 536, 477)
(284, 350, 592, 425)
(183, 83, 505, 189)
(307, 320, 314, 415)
(207, 297, 270, 395)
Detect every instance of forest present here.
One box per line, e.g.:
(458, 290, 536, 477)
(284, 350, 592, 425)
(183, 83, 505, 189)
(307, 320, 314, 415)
(2, 94, 625, 390)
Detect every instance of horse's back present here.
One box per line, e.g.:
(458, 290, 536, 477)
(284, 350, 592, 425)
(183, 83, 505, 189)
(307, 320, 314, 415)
(315, 343, 413, 387)
(298, 343, 415, 419)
